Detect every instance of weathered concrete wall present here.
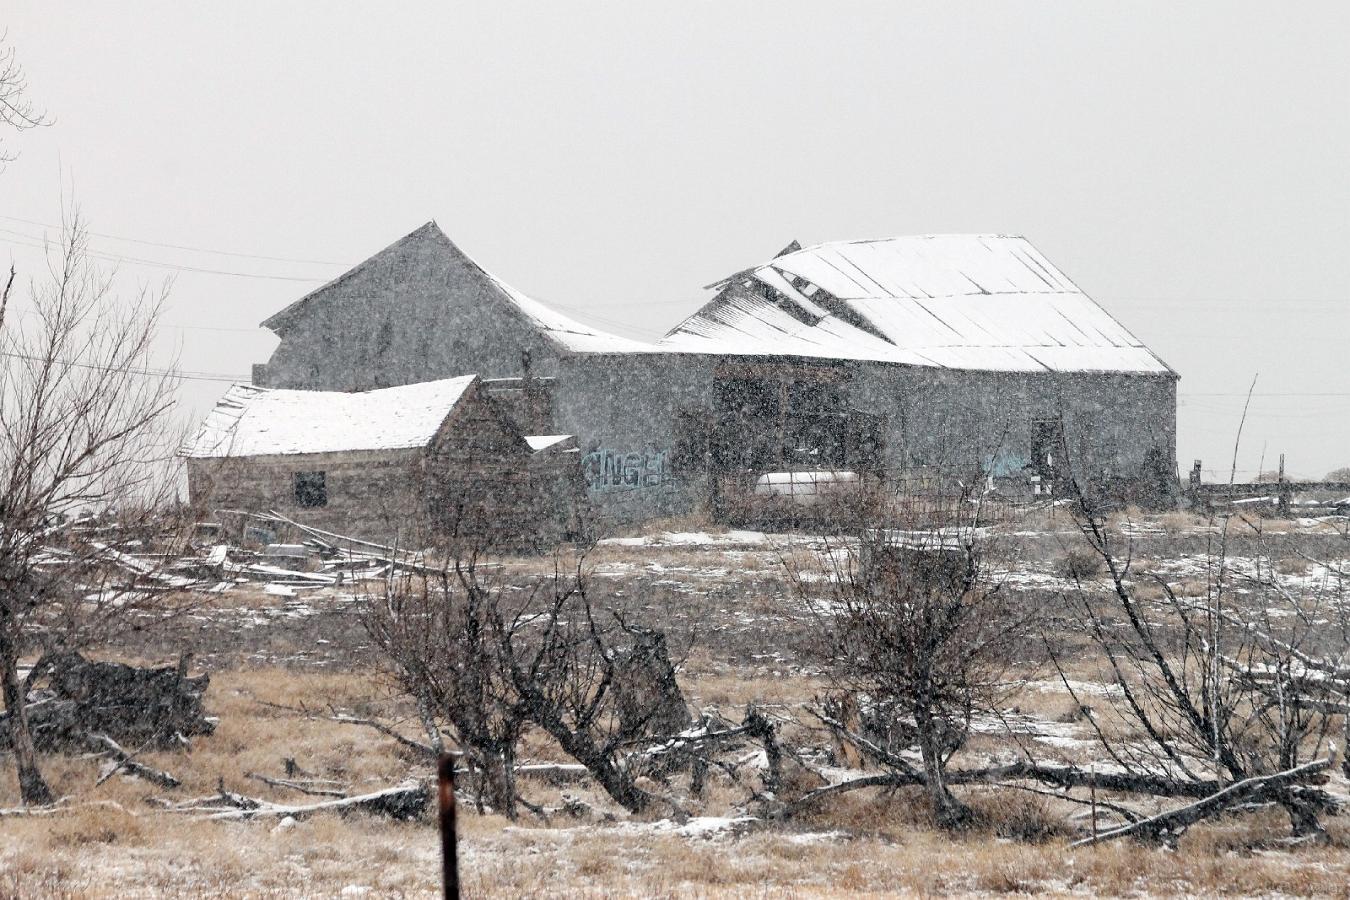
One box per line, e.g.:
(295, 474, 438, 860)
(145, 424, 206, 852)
(850, 366, 1178, 484)
(553, 353, 714, 525)
(552, 353, 1179, 522)
(255, 224, 560, 391)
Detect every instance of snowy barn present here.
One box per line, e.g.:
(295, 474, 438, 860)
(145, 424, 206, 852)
(184, 375, 584, 546)
(556, 235, 1178, 519)
(245, 224, 1178, 525)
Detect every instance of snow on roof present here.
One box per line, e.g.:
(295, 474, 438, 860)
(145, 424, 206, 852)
(659, 235, 1173, 375)
(481, 271, 655, 354)
(185, 375, 478, 458)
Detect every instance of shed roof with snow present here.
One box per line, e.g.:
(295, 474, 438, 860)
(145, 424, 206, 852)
(659, 235, 1172, 375)
(185, 375, 480, 459)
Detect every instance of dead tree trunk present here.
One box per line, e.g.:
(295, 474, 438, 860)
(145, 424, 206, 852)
(916, 702, 968, 828)
(0, 631, 52, 805)
(1070, 758, 1334, 847)
(467, 744, 518, 820)
(531, 713, 655, 815)
(613, 629, 690, 739)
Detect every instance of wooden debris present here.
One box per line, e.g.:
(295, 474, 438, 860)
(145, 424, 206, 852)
(246, 772, 347, 799)
(156, 782, 430, 822)
(0, 653, 213, 753)
(90, 733, 182, 789)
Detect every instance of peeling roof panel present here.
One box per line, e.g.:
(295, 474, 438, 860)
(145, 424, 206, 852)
(753, 266, 830, 321)
(185, 375, 478, 458)
(660, 234, 1171, 375)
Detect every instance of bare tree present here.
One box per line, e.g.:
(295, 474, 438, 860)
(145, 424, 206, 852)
(366, 541, 692, 817)
(786, 491, 1030, 828)
(1054, 474, 1345, 840)
(364, 547, 529, 819)
(0, 215, 185, 804)
(0, 32, 50, 165)
(492, 555, 684, 815)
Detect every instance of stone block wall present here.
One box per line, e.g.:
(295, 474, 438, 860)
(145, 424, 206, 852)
(186, 448, 427, 542)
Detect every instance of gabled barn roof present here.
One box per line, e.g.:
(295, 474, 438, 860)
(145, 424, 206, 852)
(185, 375, 479, 458)
(660, 235, 1173, 375)
(261, 222, 651, 354)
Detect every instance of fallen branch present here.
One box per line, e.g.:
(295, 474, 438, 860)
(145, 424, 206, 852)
(1070, 757, 1334, 847)
(809, 709, 925, 781)
(245, 772, 347, 799)
(782, 773, 914, 816)
(325, 712, 439, 759)
(981, 760, 1226, 799)
(251, 699, 440, 760)
(513, 762, 589, 783)
(88, 733, 181, 789)
(202, 782, 430, 822)
(0, 799, 137, 819)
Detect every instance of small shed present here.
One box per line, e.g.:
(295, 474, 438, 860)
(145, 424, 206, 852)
(184, 375, 583, 548)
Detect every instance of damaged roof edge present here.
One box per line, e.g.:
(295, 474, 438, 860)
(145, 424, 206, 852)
(660, 234, 1176, 377)
(565, 347, 1178, 380)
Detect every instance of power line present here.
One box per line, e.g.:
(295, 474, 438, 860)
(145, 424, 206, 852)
(161, 322, 262, 334)
(3, 301, 263, 336)
(1182, 392, 1350, 398)
(0, 213, 350, 267)
(0, 350, 245, 383)
(0, 229, 330, 282)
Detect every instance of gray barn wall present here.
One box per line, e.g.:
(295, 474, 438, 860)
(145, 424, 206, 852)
(850, 366, 1178, 481)
(254, 225, 561, 391)
(554, 353, 714, 525)
(554, 353, 1178, 522)
(238, 347, 1179, 529)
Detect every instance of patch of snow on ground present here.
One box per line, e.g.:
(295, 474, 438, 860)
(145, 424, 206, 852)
(598, 530, 770, 547)
(1026, 679, 1124, 699)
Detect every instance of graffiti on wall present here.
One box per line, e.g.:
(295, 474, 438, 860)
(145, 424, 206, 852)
(583, 447, 673, 492)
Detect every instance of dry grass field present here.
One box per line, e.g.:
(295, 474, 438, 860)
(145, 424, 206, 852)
(3, 511, 1350, 898)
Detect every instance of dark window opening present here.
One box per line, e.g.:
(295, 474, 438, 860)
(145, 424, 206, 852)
(1030, 419, 1064, 495)
(709, 372, 881, 472)
(294, 471, 328, 508)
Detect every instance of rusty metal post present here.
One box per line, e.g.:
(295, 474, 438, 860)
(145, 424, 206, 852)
(438, 753, 460, 900)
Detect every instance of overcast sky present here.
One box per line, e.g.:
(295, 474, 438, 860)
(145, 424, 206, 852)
(3, 3, 1347, 479)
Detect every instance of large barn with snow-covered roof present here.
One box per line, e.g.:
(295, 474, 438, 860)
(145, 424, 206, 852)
(242, 224, 1178, 528)
(552, 234, 1178, 520)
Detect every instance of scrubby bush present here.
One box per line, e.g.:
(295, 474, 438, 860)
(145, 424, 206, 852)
(1056, 547, 1103, 581)
(969, 792, 1074, 843)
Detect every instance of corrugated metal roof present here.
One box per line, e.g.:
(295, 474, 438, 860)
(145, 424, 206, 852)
(482, 272, 655, 354)
(660, 235, 1172, 375)
(185, 375, 478, 458)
